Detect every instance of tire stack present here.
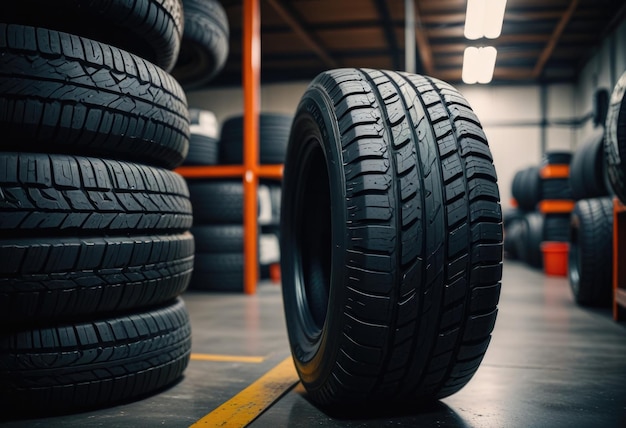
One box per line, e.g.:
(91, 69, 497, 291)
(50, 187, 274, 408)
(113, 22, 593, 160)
(566, 72, 626, 307)
(219, 113, 292, 281)
(0, 1, 194, 416)
(186, 113, 292, 291)
(505, 166, 543, 267)
(539, 151, 574, 246)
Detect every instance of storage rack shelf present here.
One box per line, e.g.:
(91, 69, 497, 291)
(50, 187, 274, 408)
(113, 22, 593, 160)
(176, 0, 266, 294)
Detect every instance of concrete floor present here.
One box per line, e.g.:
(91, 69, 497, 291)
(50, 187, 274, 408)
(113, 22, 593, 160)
(2, 260, 626, 427)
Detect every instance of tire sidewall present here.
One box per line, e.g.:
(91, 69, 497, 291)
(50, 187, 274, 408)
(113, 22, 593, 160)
(281, 85, 347, 388)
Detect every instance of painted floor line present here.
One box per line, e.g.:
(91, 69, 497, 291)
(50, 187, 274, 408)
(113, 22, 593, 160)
(190, 353, 266, 363)
(190, 356, 299, 427)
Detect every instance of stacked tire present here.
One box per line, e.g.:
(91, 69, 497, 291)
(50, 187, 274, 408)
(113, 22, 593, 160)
(0, 2, 194, 416)
(566, 71, 626, 307)
(185, 113, 292, 290)
(505, 166, 543, 267)
(187, 179, 247, 291)
(219, 113, 292, 280)
(539, 151, 574, 244)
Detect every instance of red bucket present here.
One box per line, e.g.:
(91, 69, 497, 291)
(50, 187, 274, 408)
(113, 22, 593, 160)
(541, 241, 569, 276)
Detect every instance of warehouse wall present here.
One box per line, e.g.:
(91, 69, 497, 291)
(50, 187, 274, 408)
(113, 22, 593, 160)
(185, 18, 626, 212)
(575, 19, 626, 144)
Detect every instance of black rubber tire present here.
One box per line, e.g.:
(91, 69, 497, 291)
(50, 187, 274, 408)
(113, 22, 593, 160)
(541, 178, 573, 200)
(544, 213, 570, 242)
(542, 151, 572, 166)
(187, 180, 244, 224)
(512, 166, 541, 211)
(172, 0, 229, 89)
(504, 219, 524, 260)
(184, 134, 220, 165)
(518, 212, 544, 268)
(0, 298, 191, 416)
(184, 109, 221, 165)
(0, 24, 189, 170)
(0, 152, 193, 235)
(570, 129, 609, 200)
(191, 225, 243, 253)
(2, 0, 184, 72)
(605, 70, 626, 204)
(568, 198, 613, 307)
(220, 114, 293, 165)
(0, 233, 194, 326)
(280, 69, 502, 406)
(188, 253, 245, 292)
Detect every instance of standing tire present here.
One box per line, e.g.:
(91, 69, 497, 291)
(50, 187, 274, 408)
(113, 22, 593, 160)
(0, 24, 190, 169)
(0, 298, 192, 416)
(605, 70, 626, 204)
(2, 0, 184, 72)
(570, 129, 609, 200)
(568, 198, 613, 306)
(280, 69, 502, 406)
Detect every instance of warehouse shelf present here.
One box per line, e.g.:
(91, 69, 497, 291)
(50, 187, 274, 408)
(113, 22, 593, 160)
(613, 197, 626, 321)
(176, 0, 264, 294)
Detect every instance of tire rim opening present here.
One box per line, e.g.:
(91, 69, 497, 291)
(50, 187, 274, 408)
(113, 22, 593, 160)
(297, 143, 332, 333)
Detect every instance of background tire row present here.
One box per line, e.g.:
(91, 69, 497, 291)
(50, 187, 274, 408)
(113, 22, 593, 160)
(185, 112, 291, 291)
(0, 4, 196, 416)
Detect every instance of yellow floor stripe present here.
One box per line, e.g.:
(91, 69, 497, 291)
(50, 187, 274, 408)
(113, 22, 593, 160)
(190, 356, 299, 427)
(190, 353, 265, 364)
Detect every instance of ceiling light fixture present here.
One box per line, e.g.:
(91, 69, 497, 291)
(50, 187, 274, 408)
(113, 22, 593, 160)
(462, 46, 498, 84)
(464, 0, 507, 40)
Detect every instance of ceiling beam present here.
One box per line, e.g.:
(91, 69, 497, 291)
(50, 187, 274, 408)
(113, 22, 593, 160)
(413, 1, 435, 76)
(264, 0, 339, 69)
(373, 0, 401, 70)
(532, 0, 578, 79)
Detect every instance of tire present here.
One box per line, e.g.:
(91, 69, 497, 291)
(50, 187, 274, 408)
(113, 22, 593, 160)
(0, 24, 189, 170)
(570, 129, 609, 200)
(569, 198, 613, 306)
(512, 166, 541, 211)
(0, 153, 193, 234)
(504, 220, 523, 260)
(220, 114, 293, 165)
(542, 151, 572, 166)
(187, 180, 244, 224)
(541, 178, 573, 200)
(280, 69, 502, 406)
(172, 0, 229, 89)
(605, 70, 626, 204)
(0, 233, 194, 325)
(2, 0, 184, 72)
(0, 298, 192, 416)
(189, 253, 245, 292)
(191, 225, 243, 253)
(184, 109, 220, 165)
(184, 134, 220, 165)
(544, 213, 570, 242)
(519, 212, 544, 268)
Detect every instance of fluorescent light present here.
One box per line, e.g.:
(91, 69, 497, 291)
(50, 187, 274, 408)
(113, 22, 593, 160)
(465, 0, 507, 40)
(462, 46, 497, 84)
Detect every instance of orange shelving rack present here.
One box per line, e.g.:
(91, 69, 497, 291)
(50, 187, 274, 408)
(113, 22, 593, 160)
(176, 0, 281, 294)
